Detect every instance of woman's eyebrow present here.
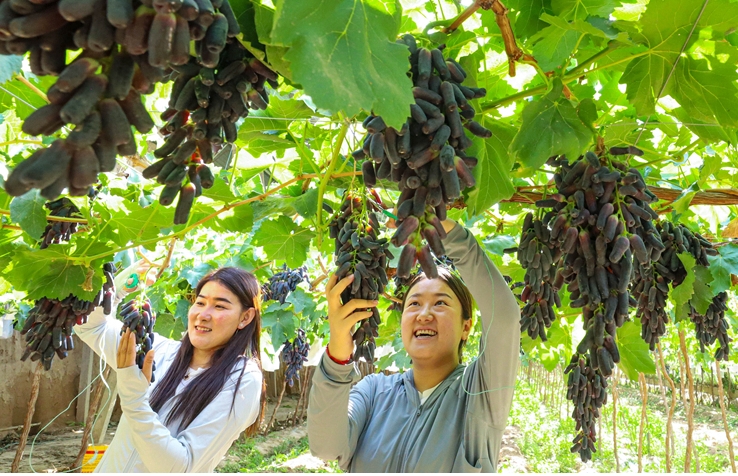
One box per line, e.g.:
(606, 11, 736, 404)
(197, 294, 233, 304)
(408, 292, 453, 300)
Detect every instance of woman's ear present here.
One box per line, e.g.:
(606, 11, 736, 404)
(461, 317, 473, 340)
(238, 308, 256, 329)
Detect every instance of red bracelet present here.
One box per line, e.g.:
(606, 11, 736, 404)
(326, 345, 352, 365)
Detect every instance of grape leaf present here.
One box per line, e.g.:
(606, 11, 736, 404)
(530, 22, 580, 71)
(619, 0, 738, 115)
(670, 252, 696, 321)
(667, 56, 738, 129)
(153, 313, 186, 340)
(262, 301, 297, 351)
(510, 79, 595, 175)
(269, 0, 414, 129)
(506, 0, 550, 39)
(465, 119, 516, 215)
(99, 199, 172, 247)
(9, 190, 47, 240)
(0, 74, 55, 118)
(285, 287, 317, 316)
(5, 245, 103, 301)
(707, 243, 738, 294)
(616, 319, 656, 381)
(551, 0, 617, 20)
(0, 55, 22, 85)
(220, 205, 254, 234)
(691, 265, 715, 315)
(293, 188, 319, 219)
(253, 215, 314, 268)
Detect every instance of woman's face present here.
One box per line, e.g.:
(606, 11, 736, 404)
(187, 281, 252, 356)
(401, 277, 471, 366)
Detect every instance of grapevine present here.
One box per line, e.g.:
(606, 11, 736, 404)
(19, 198, 116, 370)
(352, 35, 489, 281)
(118, 296, 157, 381)
(328, 190, 391, 362)
(281, 328, 309, 387)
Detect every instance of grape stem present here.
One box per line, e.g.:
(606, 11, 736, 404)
(0, 209, 88, 224)
(15, 74, 48, 103)
(316, 115, 351, 244)
(443, 0, 524, 77)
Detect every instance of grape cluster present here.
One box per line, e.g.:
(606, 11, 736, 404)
(329, 191, 392, 362)
(118, 297, 156, 381)
(2, 0, 280, 223)
(40, 198, 81, 248)
(281, 328, 309, 387)
(261, 264, 308, 304)
(20, 199, 116, 370)
(564, 354, 609, 462)
(517, 147, 669, 460)
(352, 35, 488, 280)
(142, 39, 277, 224)
(690, 292, 731, 361)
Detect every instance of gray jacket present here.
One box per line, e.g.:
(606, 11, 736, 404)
(308, 225, 521, 472)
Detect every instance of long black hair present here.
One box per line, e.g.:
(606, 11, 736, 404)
(149, 267, 267, 436)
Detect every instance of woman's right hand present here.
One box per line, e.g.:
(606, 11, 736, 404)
(325, 274, 378, 362)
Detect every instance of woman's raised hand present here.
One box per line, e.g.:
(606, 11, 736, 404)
(325, 274, 378, 362)
(117, 328, 154, 384)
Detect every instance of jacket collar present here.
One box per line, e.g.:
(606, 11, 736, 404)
(400, 364, 466, 406)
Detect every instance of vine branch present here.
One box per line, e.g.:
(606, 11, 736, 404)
(15, 74, 48, 103)
(443, 0, 524, 76)
(156, 237, 178, 281)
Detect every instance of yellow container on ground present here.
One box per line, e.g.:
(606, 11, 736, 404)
(81, 445, 107, 473)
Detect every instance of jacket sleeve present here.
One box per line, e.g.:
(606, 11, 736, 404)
(116, 364, 262, 473)
(307, 351, 372, 471)
(442, 224, 520, 431)
(74, 298, 175, 370)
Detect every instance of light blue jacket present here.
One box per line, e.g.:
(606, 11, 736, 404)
(308, 225, 520, 472)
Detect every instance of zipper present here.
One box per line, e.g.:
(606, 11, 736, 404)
(395, 405, 422, 472)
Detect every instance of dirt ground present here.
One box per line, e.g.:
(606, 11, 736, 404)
(2, 388, 733, 473)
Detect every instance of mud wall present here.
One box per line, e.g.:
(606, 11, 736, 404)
(0, 331, 84, 437)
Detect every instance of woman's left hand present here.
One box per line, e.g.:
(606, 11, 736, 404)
(117, 329, 155, 383)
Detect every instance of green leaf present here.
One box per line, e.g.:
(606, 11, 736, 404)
(293, 188, 319, 219)
(0, 56, 23, 85)
(667, 56, 738, 129)
(510, 79, 594, 175)
(153, 313, 186, 340)
(202, 177, 237, 203)
(483, 235, 518, 256)
(619, 0, 738, 115)
(285, 287, 317, 317)
(175, 298, 191, 326)
(9, 190, 47, 240)
(262, 301, 297, 351)
(551, 0, 617, 20)
(0, 74, 55, 118)
(100, 198, 171, 247)
(465, 119, 516, 215)
(707, 243, 738, 293)
(506, 0, 549, 39)
(670, 252, 696, 321)
(220, 205, 254, 234)
(530, 22, 580, 71)
(616, 319, 656, 381)
(691, 266, 715, 315)
(253, 215, 314, 268)
(5, 245, 102, 301)
(270, 0, 414, 128)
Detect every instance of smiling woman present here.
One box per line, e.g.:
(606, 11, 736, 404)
(307, 220, 521, 472)
(73, 267, 266, 473)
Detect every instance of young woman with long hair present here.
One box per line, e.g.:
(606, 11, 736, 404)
(308, 219, 520, 472)
(74, 266, 266, 472)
